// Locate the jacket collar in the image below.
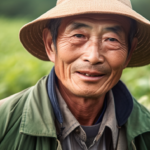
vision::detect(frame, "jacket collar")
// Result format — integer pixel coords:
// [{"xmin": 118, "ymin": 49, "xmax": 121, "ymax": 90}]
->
[
  {"xmin": 19, "ymin": 76, "xmax": 57, "ymax": 138},
  {"xmin": 47, "ymin": 67, "xmax": 134, "ymax": 127},
  {"xmin": 112, "ymin": 81, "xmax": 133, "ymax": 127},
  {"xmin": 47, "ymin": 67, "xmax": 107, "ymax": 125},
  {"xmin": 19, "ymin": 70, "xmax": 150, "ymax": 141}
]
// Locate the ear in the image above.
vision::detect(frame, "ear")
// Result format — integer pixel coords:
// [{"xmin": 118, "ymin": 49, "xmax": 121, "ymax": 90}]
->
[
  {"xmin": 123, "ymin": 37, "xmax": 138, "ymax": 68},
  {"xmin": 42, "ymin": 28, "xmax": 56, "ymax": 63}
]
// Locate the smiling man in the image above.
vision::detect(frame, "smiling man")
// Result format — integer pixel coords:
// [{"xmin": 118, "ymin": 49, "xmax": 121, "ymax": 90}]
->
[{"xmin": 0, "ymin": 0, "xmax": 150, "ymax": 150}]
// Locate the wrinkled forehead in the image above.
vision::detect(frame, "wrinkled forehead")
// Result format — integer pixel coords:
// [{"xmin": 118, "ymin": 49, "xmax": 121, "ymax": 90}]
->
[{"xmin": 60, "ymin": 14, "xmax": 131, "ymax": 33}]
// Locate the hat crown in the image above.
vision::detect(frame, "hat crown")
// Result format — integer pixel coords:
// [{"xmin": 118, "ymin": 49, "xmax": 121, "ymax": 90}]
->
[{"xmin": 57, "ymin": 0, "xmax": 132, "ymax": 8}]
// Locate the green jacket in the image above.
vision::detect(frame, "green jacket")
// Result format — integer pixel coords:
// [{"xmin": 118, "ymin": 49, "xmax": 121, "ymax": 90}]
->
[{"xmin": 0, "ymin": 76, "xmax": 150, "ymax": 150}]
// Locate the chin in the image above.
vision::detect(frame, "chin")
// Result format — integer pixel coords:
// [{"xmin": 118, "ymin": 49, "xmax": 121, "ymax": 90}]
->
[{"xmin": 72, "ymin": 89, "xmax": 104, "ymax": 99}]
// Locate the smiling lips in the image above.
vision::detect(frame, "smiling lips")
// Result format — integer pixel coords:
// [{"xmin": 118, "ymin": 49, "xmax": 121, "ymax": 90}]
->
[{"xmin": 76, "ymin": 71, "xmax": 105, "ymax": 77}]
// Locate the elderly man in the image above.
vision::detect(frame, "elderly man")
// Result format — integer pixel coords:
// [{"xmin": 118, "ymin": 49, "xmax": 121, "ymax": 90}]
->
[{"xmin": 0, "ymin": 0, "xmax": 150, "ymax": 150}]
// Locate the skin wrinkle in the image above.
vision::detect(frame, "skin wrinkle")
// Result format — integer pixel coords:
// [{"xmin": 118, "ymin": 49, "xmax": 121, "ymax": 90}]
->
[
  {"xmin": 47, "ymin": 15, "xmax": 137, "ymax": 52},
  {"xmin": 58, "ymin": 79, "xmax": 105, "ymax": 125},
  {"xmin": 97, "ymin": 72, "xmax": 117, "ymax": 96},
  {"xmin": 43, "ymin": 14, "xmax": 138, "ymax": 126},
  {"xmin": 70, "ymin": 22, "xmax": 92, "ymax": 30},
  {"xmin": 104, "ymin": 26, "xmax": 123, "ymax": 34},
  {"xmin": 71, "ymin": 63, "xmax": 111, "ymax": 96}
]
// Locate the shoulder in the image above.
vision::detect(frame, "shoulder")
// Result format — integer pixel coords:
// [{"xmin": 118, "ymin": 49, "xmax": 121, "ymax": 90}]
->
[
  {"xmin": 0, "ymin": 87, "xmax": 33, "ymax": 142},
  {"xmin": 0, "ymin": 87, "xmax": 33, "ymax": 115},
  {"xmin": 125, "ymin": 97, "xmax": 150, "ymax": 148},
  {"xmin": 0, "ymin": 76, "xmax": 48, "ymax": 133},
  {"xmin": 0, "ymin": 75, "xmax": 48, "ymax": 109},
  {"xmin": 0, "ymin": 74, "xmax": 56, "ymax": 136},
  {"xmin": 129, "ymin": 98, "xmax": 150, "ymax": 150},
  {"xmin": 131, "ymin": 97, "xmax": 150, "ymax": 120},
  {"xmin": 127, "ymin": 97, "xmax": 150, "ymax": 129},
  {"xmin": 0, "ymin": 87, "xmax": 33, "ymax": 114},
  {"xmin": 131, "ymin": 97, "xmax": 150, "ymax": 131}
]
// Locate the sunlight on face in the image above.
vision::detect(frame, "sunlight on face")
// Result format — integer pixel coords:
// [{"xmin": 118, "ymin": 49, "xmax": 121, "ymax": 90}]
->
[{"xmin": 53, "ymin": 14, "xmax": 131, "ymax": 98}]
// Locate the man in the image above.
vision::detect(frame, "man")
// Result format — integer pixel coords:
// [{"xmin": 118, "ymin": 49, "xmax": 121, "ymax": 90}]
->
[{"xmin": 0, "ymin": 0, "xmax": 150, "ymax": 149}]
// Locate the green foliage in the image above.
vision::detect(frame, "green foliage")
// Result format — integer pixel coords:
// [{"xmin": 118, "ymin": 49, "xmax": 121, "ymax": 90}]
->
[
  {"xmin": 0, "ymin": 17, "xmax": 54, "ymax": 99},
  {"xmin": 122, "ymin": 67, "xmax": 150, "ymax": 110},
  {"xmin": 0, "ymin": 0, "xmax": 150, "ymax": 20},
  {"xmin": 0, "ymin": 17, "xmax": 150, "ymax": 110},
  {"xmin": 0, "ymin": 0, "xmax": 57, "ymax": 19},
  {"xmin": 0, "ymin": 0, "xmax": 150, "ymax": 110}
]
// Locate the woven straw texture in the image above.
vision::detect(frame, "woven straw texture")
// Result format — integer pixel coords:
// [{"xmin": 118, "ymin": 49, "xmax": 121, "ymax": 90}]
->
[{"xmin": 20, "ymin": 0, "xmax": 150, "ymax": 67}]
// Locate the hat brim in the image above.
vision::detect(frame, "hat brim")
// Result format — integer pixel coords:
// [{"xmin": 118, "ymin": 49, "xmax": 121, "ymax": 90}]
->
[{"xmin": 20, "ymin": 0, "xmax": 150, "ymax": 67}]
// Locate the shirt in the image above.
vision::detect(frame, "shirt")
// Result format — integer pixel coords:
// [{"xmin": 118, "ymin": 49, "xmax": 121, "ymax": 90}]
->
[
  {"xmin": 55, "ymin": 86, "xmax": 128, "ymax": 150},
  {"xmin": 46, "ymin": 67, "xmax": 135, "ymax": 150}
]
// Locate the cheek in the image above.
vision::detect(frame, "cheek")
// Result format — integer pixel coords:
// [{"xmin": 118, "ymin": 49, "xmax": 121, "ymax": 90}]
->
[
  {"xmin": 54, "ymin": 58, "xmax": 72, "ymax": 88},
  {"xmin": 57, "ymin": 40, "xmax": 85, "ymax": 64},
  {"xmin": 110, "ymin": 53, "xmax": 127, "ymax": 70},
  {"xmin": 54, "ymin": 44, "xmax": 83, "ymax": 82},
  {"xmin": 103, "ymin": 47, "xmax": 128, "ymax": 71},
  {"xmin": 102, "ymin": 47, "xmax": 128, "ymax": 88}
]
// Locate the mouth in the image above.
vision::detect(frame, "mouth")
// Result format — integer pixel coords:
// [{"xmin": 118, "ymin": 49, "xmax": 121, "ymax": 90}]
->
[
  {"xmin": 77, "ymin": 72, "xmax": 104, "ymax": 77},
  {"xmin": 76, "ymin": 71, "xmax": 105, "ymax": 81}
]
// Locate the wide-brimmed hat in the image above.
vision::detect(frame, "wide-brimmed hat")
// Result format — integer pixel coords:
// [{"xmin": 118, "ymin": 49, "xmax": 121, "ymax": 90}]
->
[{"xmin": 20, "ymin": 0, "xmax": 150, "ymax": 67}]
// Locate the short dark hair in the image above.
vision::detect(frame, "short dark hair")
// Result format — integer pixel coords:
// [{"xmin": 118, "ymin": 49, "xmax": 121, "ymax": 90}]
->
[
  {"xmin": 47, "ymin": 18, "xmax": 62, "ymax": 51},
  {"xmin": 47, "ymin": 18, "xmax": 137, "ymax": 53},
  {"xmin": 128, "ymin": 19, "xmax": 137, "ymax": 54}
]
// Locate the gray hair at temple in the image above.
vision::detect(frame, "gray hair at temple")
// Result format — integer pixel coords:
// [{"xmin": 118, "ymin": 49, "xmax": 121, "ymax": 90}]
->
[{"xmin": 47, "ymin": 17, "xmax": 137, "ymax": 53}]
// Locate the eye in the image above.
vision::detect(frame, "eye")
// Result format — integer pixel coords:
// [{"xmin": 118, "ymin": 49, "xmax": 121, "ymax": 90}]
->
[
  {"xmin": 106, "ymin": 38, "xmax": 118, "ymax": 42},
  {"xmin": 74, "ymin": 34, "xmax": 85, "ymax": 38}
]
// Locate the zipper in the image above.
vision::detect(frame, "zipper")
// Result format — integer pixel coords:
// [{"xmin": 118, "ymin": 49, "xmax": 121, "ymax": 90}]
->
[{"xmin": 131, "ymin": 140, "xmax": 137, "ymax": 150}]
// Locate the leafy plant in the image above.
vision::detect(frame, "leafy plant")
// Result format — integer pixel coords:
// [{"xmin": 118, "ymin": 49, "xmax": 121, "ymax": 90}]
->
[
  {"xmin": 0, "ymin": 0, "xmax": 150, "ymax": 110},
  {"xmin": 0, "ymin": 17, "xmax": 54, "ymax": 99}
]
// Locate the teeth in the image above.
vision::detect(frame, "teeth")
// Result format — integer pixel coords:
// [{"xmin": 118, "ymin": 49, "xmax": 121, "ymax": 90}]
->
[
  {"xmin": 85, "ymin": 74, "xmax": 90, "ymax": 76},
  {"xmin": 85, "ymin": 74, "xmax": 100, "ymax": 77},
  {"xmin": 78, "ymin": 72, "xmax": 101, "ymax": 77},
  {"xmin": 84, "ymin": 73, "xmax": 95, "ymax": 77}
]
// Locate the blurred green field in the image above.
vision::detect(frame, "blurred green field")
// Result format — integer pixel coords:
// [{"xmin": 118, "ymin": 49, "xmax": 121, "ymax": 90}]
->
[
  {"xmin": 0, "ymin": 17, "xmax": 150, "ymax": 110},
  {"xmin": 0, "ymin": 17, "xmax": 53, "ymax": 98}
]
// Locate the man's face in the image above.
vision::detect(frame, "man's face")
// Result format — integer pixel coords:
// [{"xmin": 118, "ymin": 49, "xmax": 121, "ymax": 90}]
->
[{"xmin": 47, "ymin": 14, "xmax": 133, "ymax": 98}]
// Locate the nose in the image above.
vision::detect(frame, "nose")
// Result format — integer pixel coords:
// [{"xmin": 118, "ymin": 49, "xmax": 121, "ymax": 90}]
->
[{"xmin": 83, "ymin": 42, "xmax": 105, "ymax": 65}]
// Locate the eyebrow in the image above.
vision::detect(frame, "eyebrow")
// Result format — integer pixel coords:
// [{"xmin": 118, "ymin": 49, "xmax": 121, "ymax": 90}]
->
[
  {"xmin": 103, "ymin": 26, "xmax": 123, "ymax": 35},
  {"xmin": 69, "ymin": 22, "xmax": 92, "ymax": 30}
]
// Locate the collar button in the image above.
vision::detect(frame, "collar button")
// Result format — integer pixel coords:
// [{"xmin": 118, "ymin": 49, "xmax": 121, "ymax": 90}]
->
[{"xmin": 75, "ymin": 128, "xmax": 80, "ymax": 134}]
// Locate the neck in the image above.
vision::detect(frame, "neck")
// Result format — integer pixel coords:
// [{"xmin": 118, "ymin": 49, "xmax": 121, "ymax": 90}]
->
[{"xmin": 58, "ymin": 81, "xmax": 106, "ymax": 126}]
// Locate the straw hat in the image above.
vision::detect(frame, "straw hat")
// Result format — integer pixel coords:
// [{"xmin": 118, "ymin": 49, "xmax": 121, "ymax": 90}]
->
[{"xmin": 20, "ymin": 0, "xmax": 150, "ymax": 67}]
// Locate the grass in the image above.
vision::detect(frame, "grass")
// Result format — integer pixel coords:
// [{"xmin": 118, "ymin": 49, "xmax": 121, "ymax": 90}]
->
[{"xmin": 0, "ymin": 17, "xmax": 150, "ymax": 109}]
